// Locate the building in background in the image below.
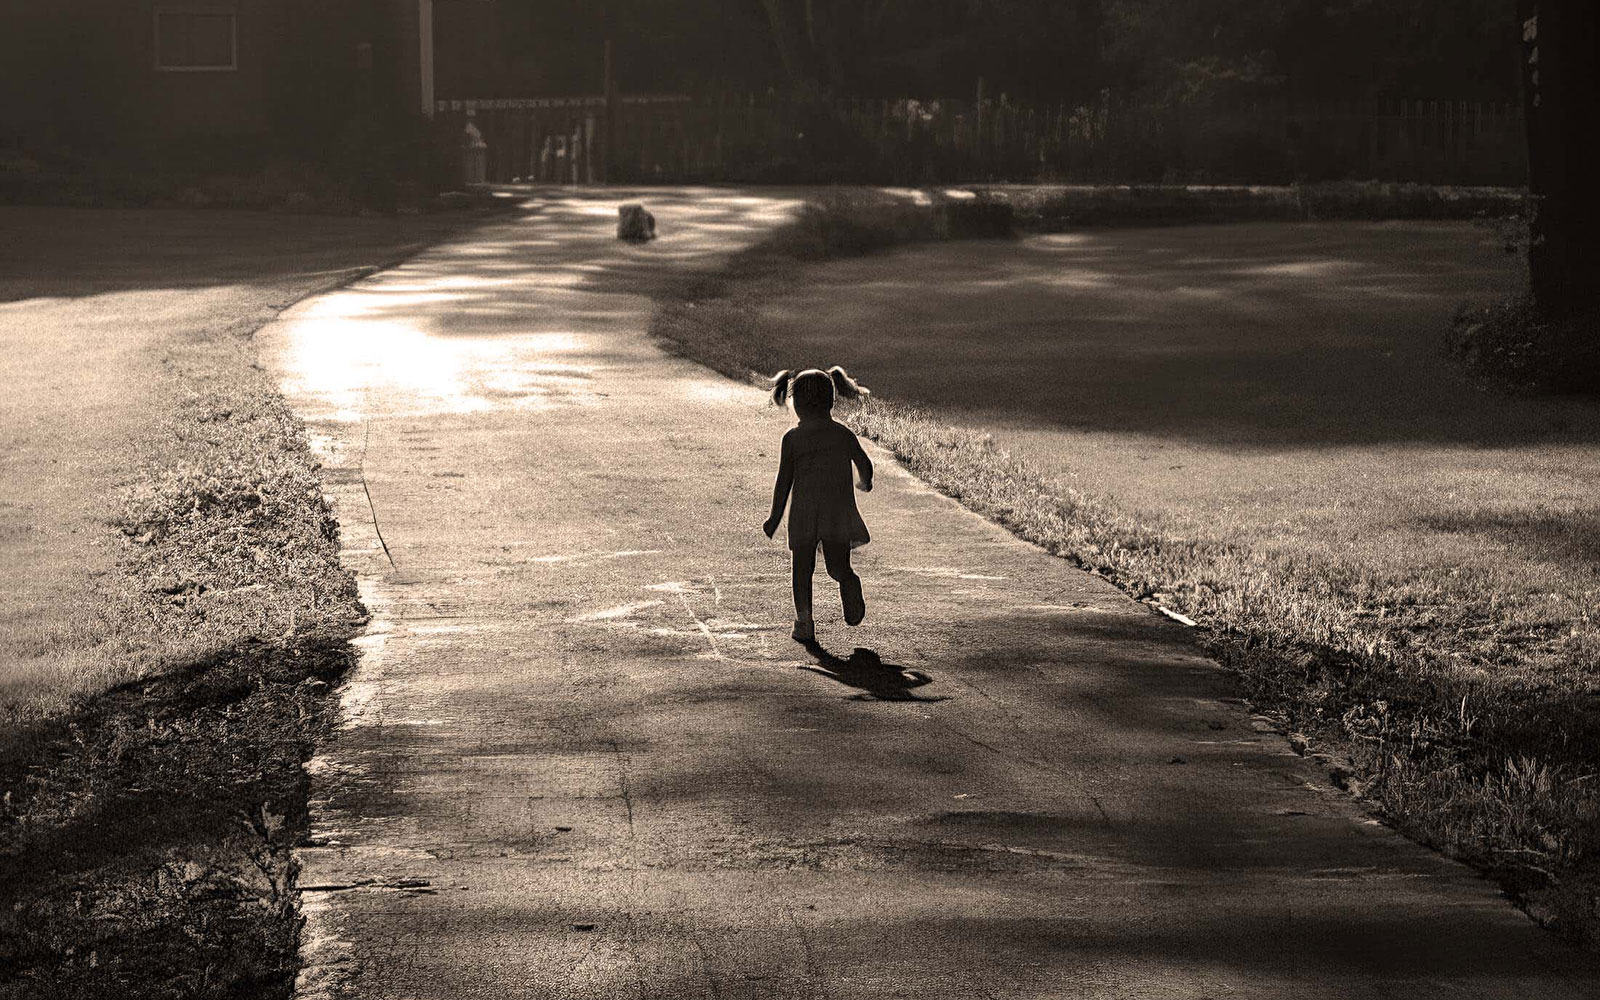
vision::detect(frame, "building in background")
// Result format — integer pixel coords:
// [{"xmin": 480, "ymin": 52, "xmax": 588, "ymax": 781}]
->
[{"xmin": 0, "ymin": 0, "xmax": 440, "ymax": 170}]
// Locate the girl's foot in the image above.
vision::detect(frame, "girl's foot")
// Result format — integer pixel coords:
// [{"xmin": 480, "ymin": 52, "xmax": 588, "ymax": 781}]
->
[
  {"xmin": 792, "ymin": 618, "xmax": 815, "ymax": 642},
  {"xmin": 842, "ymin": 578, "xmax": 866, "ymax": 626}
]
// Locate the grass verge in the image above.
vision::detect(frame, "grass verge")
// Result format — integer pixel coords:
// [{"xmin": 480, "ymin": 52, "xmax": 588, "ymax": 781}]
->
[
  {"xmin": 0, "ymin": 328, "xmax": 365, "ymax": 998},
  {"xmin": 649, "ymin": 190, "xmax": 1600, "ymax": 947},
  {"xmin": 0, "ymin": 207, "xmax": 498, "ymax": 994},
  {"xmin": 982, "ymin": 180, "xmax": 1526, "ymax": 229},
  {"xmin": 1448, "ymin": 293, "xmax": 1600, "ymax": 394}
]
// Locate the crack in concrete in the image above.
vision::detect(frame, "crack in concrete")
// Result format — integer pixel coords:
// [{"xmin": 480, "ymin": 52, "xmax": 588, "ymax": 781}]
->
[
  {"xmin": 786, "ymin": 907, "xmax": 830, "ymax": 1000},
  {"xmin": 609, "ymin": 739, "xmax": 637, "ymax": 836},
  {"xmin": 928, "ymin": 716, "xmax": 1057, "ymax": 773},
  {"xmin": 689, "ymin": 927, "xmax": 727, "ymax": 1000},
  {"xmin": 358, "ymin": 418, "xmax": 398, "ymax": 571}
]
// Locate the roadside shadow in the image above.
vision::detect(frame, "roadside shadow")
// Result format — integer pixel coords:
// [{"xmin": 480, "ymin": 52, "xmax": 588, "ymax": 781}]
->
[
  {"xmin": 798, "ymin": 642, "xmax": 947, "ymax": 702},
  {"xmin": 745, "ymin": 223, "xmax": 1600, "ymax": 449},
  {"xmin": 1413, "ymin": 508, "xmax": 1600, "ymax": 574}
]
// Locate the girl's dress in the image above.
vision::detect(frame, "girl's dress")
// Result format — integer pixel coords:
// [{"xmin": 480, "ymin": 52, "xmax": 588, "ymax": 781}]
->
[{"xmin": 786, "ymin": 420, "xmax": 870, "ymax": 552}]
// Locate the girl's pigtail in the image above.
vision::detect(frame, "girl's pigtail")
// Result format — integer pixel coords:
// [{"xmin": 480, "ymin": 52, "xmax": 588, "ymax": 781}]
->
[
  {"xmin": 827, "ymin": 366, "xmax": 870, "ymax": 401},
  {"xmin": 769, "ymin": 369, "xmax": 794, "ymax": 406}
]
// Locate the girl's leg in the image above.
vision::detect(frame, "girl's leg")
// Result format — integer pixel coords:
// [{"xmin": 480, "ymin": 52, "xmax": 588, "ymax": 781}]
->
[
  {"xmin": 791, "ymin": 544, "xmax": 817, "ymax": 639},
  {"xmin": 821, "ymin": 542, "xmax": 865, "ymax": 626}
]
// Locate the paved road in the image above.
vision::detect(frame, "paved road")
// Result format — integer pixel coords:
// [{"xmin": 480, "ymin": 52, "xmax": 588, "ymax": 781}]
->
[{"xmin": 260, "ymin": 190, "xmax": 1600, "ymax": 999}]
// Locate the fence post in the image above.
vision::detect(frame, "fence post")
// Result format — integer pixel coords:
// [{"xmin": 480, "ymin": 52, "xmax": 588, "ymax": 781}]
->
[
  {"xmin": 996, "ymin": 94, "xmax": 1007, "ymax": 165},
  {"xmin": 584, "ymin": 115, "xmax": 597, "ymax": 184},
  {"xmin": 974, "ymin": 77, "xmax": 985, "ymax": 157},
  {"xmin": 494, "ymin": 110, "xmax": 507, "ymax": 181},
  {"xmin": 715, "ymin": 92, "xmax": 725, "ymax": 175},
  {"xmin": 602, "ymin": 40, "xmax": 616, "ymax": 183},
  {"xmin": 537, "ymin": 114, "xmax": 550, "ymax": 182},
  {"xmin": 639, "ymin": 111, "xmax": 649, "ymax": 176}
]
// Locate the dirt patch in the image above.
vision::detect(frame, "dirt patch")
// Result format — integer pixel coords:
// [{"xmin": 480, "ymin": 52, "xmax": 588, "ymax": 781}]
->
[{"xmin": 0, "ymin": 638, "xmax": 353, "ymax": 1000}]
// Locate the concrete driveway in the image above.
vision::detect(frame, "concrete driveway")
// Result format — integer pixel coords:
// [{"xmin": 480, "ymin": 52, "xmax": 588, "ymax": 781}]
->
[{"xmin": 258, "ymin": 189, "xmax": 1600, "ymax": 999}]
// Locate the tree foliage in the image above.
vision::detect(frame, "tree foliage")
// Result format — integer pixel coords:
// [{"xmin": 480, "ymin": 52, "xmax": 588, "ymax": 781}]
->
[
  {"xmin": 478, "ymin": 1, "xmax": 1521, "ymax": 106},
  {"xmin": 1101, "ymin": 0, "xmax": 1519, "ymax": 105},
  {"xmin": 745, "ymin": 0, "xmax": 1520, "ymax": 103}
]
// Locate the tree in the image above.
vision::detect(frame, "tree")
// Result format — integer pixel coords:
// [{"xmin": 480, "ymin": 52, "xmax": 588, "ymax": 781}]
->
[
  {"xmin": 757, "ymin": 0, "xmax": 907, "ymax": 92},
  {"xmin": 1099, "ymin": 0, "xmax": 1520, "ymax": 106},
  {"xmin": 1100, "ymin": 0, "xmax": 1291, "ymax": 104},
  {"xmin": 1276, "ymin": 0, "xmax": 1518, "ymax": 101},
  {"xmin": 752, "ymin": 0, "xmax": 1105, "ymax": 100},
  {"xmin": 1518, "ymin": 1, "xmax": 1600, "ymax": 327}
]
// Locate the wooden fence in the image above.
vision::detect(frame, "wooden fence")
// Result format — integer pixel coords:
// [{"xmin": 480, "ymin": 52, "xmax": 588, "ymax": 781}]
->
[{"xmin": 435, "ymin": 93, "xmax": 1526, "ymax": 187}]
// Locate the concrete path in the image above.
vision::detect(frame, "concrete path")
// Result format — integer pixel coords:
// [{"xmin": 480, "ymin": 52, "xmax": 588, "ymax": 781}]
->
[{"xmin": 260, "ymin": 190, "xmax": 1600, "ymax": 999}]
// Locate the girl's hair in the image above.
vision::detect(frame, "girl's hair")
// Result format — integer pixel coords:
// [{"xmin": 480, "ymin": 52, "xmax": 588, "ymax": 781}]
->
[{"xmin": 769, "ymin": 366, "xmax": 870, "ymax": 409}]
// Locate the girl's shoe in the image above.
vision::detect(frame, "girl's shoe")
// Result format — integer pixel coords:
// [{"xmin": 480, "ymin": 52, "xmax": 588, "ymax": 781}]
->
[
  {"xmin": 792, "ymin": 619, "xmax": 815, "ymax": 642},
  {"xmin": 842, "ymin": 578, "xmax": 866, "ymax": 626}
]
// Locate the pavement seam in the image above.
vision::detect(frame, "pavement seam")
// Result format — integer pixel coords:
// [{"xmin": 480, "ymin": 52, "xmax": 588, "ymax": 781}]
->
[{"xmin": 358, "ymin": 419, "xmax": 398, "ymax": 571}]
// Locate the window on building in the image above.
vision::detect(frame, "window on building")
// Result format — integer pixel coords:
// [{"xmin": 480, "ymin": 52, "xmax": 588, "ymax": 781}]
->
[{"xmin": 154, "ymin": 9, "xmax": 237, "ymax": 71}]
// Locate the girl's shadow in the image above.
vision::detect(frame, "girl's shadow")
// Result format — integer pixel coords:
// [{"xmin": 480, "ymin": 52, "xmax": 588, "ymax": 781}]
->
[{"xmin": 798, "ymin": 642, "xmax": 946, "ymax": 702}]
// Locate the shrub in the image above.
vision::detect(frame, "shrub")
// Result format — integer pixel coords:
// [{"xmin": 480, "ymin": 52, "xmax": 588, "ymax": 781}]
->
[
  {"xmin": 1448, "ymin": 295, "xmax": 1600, "ymax": 393},
  {"xmin": 778, "ymin": 192, "xmax": 941, "ymax": 258},
  {"xmin": 727, "ymin": 189, "xmax": 1015, "ymax": 267},
  {"xmin": 1296, "ymin": 181, "xmax": 1527, "ymax": 221},
  {"xmin": 937, "ymin": 196, "xmax": 1016, "ymax": 238}
]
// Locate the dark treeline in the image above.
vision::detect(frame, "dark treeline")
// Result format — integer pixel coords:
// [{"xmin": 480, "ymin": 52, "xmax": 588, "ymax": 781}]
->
[{"xmin": 443, "ymin": 0, "xmax": 1522, "ymax": 104}]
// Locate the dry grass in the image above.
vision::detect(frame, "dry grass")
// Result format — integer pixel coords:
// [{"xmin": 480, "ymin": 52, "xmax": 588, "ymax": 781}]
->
[
  {"xmin": 112, "ymin": 332, "xmax": 366, "ymax": 675},
  {"xmin": 649, "ymin": 191, "xmax": 1600, "ymax": 945},
  {"xmin": 0, "ymin": 205, "xmax": 487, "ymax": 716},
  {"xmin": 0, "ymin": 332, "xmax": 364, "ymax": 720},
  {"xmin": 0, "ymin": 332, "xmax": 363, "ymax": 997}
]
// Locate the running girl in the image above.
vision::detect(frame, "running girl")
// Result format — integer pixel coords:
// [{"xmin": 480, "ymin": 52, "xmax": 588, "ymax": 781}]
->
[{"xmin": 762, "ymin": 367, "xmax": 874, "ymax": 643}]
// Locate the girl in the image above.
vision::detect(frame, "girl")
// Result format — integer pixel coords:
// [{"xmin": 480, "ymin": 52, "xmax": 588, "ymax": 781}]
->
[{"xmin": 762, "ymin": 366, "xmax": 874, "ymax": 643}]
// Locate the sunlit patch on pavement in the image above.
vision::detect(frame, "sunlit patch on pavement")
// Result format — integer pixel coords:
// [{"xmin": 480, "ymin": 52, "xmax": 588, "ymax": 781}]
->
[
  {"xmin": 891, "ymin": 565, "xmax": 1008, "ymax": 580},
  {"xmin": 571, "ymin": 599, "xmax": 665, "ymax": 621},
  {"xmin": 529, "ymin": 549, "xmax": 662, "ymax": 566},
  {"xmin": 1239, "ymin": 259, "xmax": 1361, "ymax": 278}
]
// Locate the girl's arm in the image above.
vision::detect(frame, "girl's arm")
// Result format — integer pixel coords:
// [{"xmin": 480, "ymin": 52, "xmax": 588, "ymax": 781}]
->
[
  {"xmin": 849, "ymin": 433, "xmax": 873, "ymax": 491},
  {"xmin": 763, "ymin": 433, "xmax": 795, "ymax": 537}
]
